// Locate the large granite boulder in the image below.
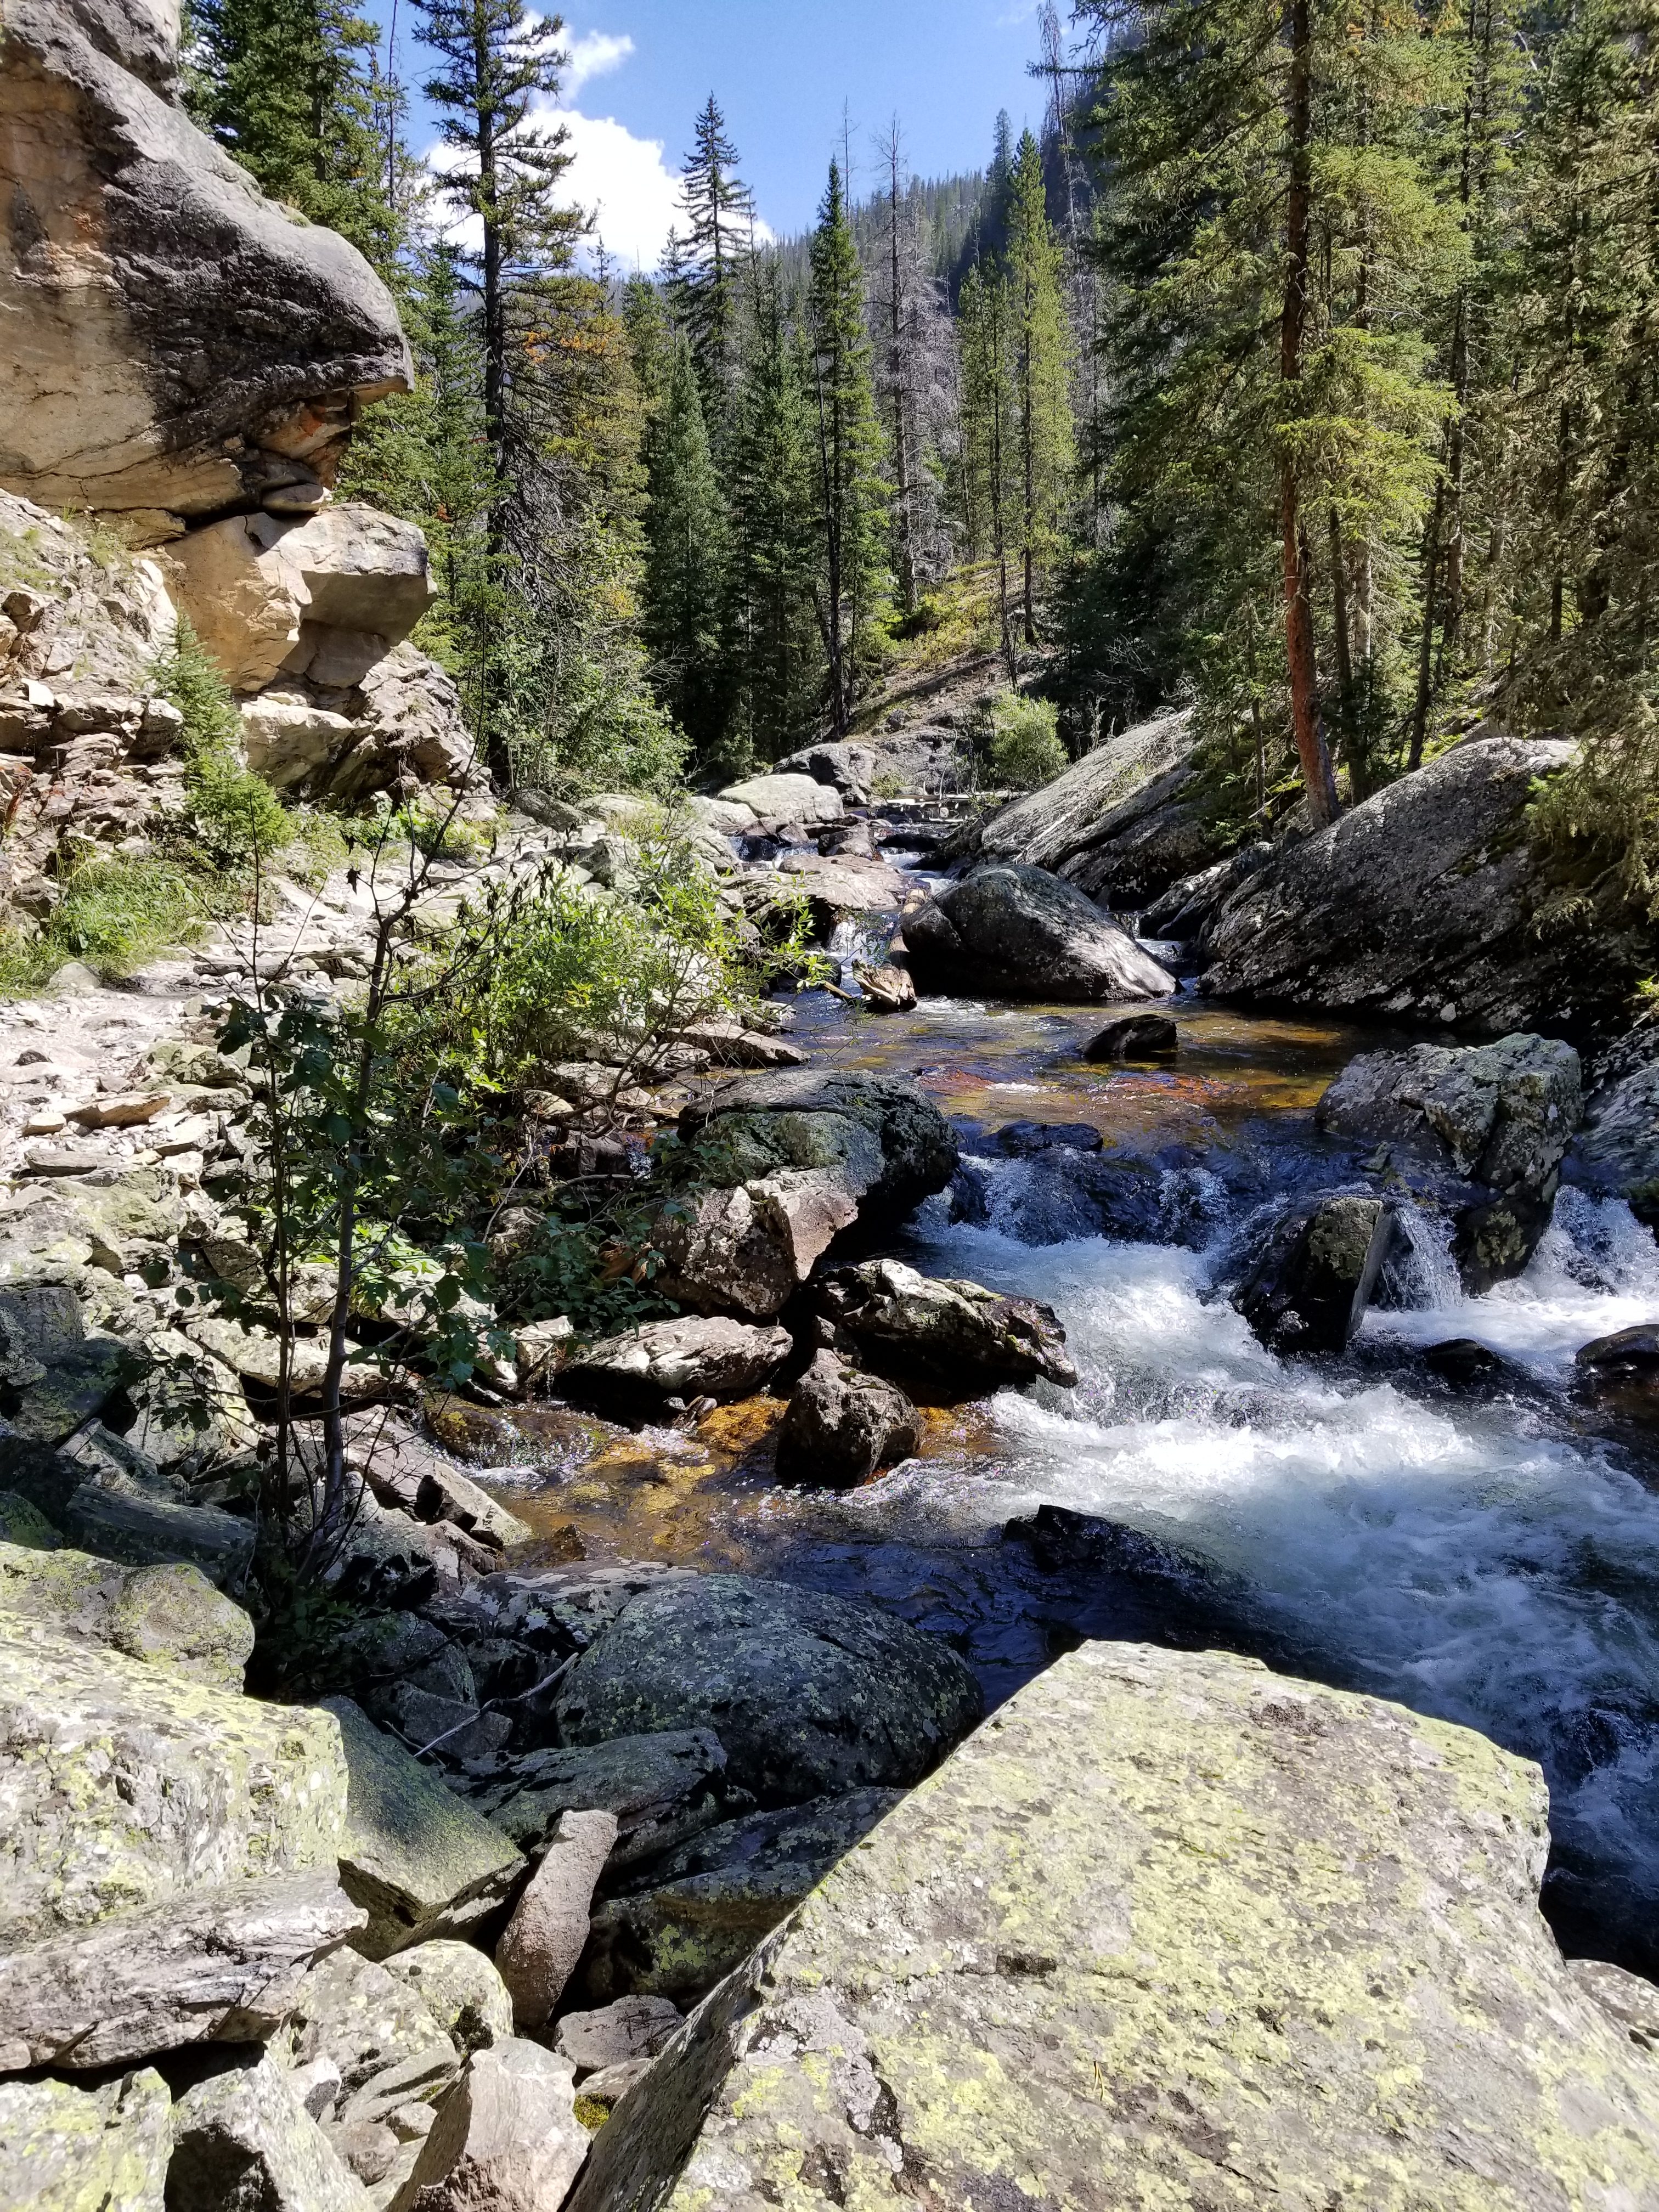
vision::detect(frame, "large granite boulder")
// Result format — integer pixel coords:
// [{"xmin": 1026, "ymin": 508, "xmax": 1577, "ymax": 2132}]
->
[
  {"xmin": 553, "ymin": 1575, "xmax": 982, "ymax": 1807},
  {"xmin": 810, "ymin": 1257, "xmax": 1077, "ymax": 1393},
  {"xmin": 568, "ymin": 1642, "xmax": 1659, "ymax": 2212},
  {"xmin": 1575, "ymin": 1023, "xmax": 1659, "ymax": 1227},
  {"xmin": 0, "ymin": 0, "xmax": 410, "ymax": 524},
  {"xmin": 773, "ymin": 741, "xmax": 877, "ymax": 800},
  {"xmin": 1203, "ymin": 735, "xmax": 1654, "ymax": 1033},
  {"xmin": 718, "ymin": 772, "xmax": 843, "ymax": 827},
  {"xmin": 656, "ymin": 1071, "xmax": 957, "ymax": 1321},
  {"xmin": 0, "ymin": 2067, "xmax": 172, "ymax": 2211},
  {"xmin": 905, "ymin": 862, "xmax": 1176, "ymax": 1001}
]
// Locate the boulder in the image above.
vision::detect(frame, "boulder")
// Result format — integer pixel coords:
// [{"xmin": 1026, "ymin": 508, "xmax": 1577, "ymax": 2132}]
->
[
  {"xmin": 905, "ymin": 862, "xmax": 1176, "ymax": 1002},
  {"xmin": 1203, "ymin": 735, "xmax": 1654, "ymax": 1032},
  {"xmin": 281, "ymin": 1942, "xmax": 458, "ymax": 2097},
  {"xmin": 553, "ymin": 1575, "xmax": 982, "ymax": 1807},
  {"xmin": 479, "ymin": 1730, "xmax": 732, "ymax": 1871},
  {"xmin": 0, "ymin": 2068, "xmax": 171, "ymax": 2212},
  {"xmin": 567, "ymin": 1642, "xmax": 1659, "ymax": 2212},
  {"xmin": 0, "ymin": 1625, "xmax": 347, "ymax": 1946},
  {"xmin": 393, "ymin": 2038, "xmax": 588, "ymax": 2212},
  {"xmin": 494, "ymin": 1809, "xmax": 619, "ymax": 2034},
  {"xmin": 993, "ymin": 1119, "xmax": 1104, "ymax": 1155},
  {"xmin": 0, "ymin": 1870, "xmax": 365, "ymax": 2073},
  {"xmin": 0, "ymin": 2, "xmax": 410, "ymax": 520},
  {"xmin": 656, "ymin": 1071, "xmax": 957, "ymax": 1321},
  {"xmin": 62, "ymin": 1484, "xmax": 257, "ymax": 1587},
  {"xmin": 0, "ymin": 1541, "xmax": 252, "ymax": 1689},
  {"xmin": 168, "ymin": 2051, "xmax": 374, "ymax": 2212},
  {"xmin": 1232, "ymin": 1195, "xmax": 1398, "ymax": 1354},
  {"xmin": 347, "ymin": 1415, "xmax": 529, "ymax": 1554},
  {"xmin": 1576, "ymin": 1324, "xmax": 1659, "ymax": 1428},
  {"xmin": 320, "ymin": 1697, "xmax": 525, "ymax": 1960},
  {"xmin": 1084, "ymin": 1012, "xmax": 1180, "ymax": 1062},
  {"xmin": 853, "ymin": 960, "xmax": 916, "ymax": 1013},
  {"xmin": 555, "ymin": 1996, "xmax": 682, "ymax": 2076},
  {"xmin": 774, "ymin": 850, "xmax": 909, "ymax": 935},
  {"xmin": 1317, "ymin": 1033, "xmax": 1583, "ymax": 1291},
  {"xmin": 718, "ymin": 772, "xmax": 844, "ymax": 827},
  {"xmin": 1575, "ymin": 1026, "xmax": 1659, "ymax": 1227},
  {"xmin": 582, "ymin": 1791, "xmax": 904, "ymax": 2007},
  {"xmin": 774, "ymin": 1351, "xmax": 919, "ymax": 1488},
  {"xmin": 383, "ymin": 1943, "xmax": 516, "ymax": 2059},
  {"xmin": 557, "ymin": 1317, "xmax": 792, "ymax": 1423},
  {"xmin": 774, "ymin": 741, "xmax": 877, "ymax": 799},
  {"xmin": 810, "ymin": 1257, "xmax": 1077, "ymax": 1393}
]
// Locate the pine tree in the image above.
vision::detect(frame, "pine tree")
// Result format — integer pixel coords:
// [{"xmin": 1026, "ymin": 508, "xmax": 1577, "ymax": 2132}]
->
[
  {"xmin": 808, "ymin": 161, "xmax": 889, "ymax": 733},
  {"xmin": 1007, "ymin": 128, "xmax": 1075, "ymax": 641},
  {"xmin": 188, "ymin": 0, "xmax": 398, "ymax": 269},
  {"xmin": 959, "ymin": 257, "xmax": 1019, "ymax": 673},
  {"xmin": 678, "ymin": 97, "xmax": 756, "ymax": 426},
  {"xmin": 641, "ymin": 340, "xmax": 731, "ymax": 759}
]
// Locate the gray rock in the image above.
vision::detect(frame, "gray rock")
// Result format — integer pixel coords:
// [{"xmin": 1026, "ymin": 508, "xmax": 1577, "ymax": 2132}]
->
[
  {"xmin": 63, "ymin": 1483, "xmax": 256, "ymax": 1587},
  {"xmin": 0, "ymin": 1539, "xmax": 252, "ymax": 1688},
  {"xmin": 583, "ymin": 1791, "xmax": 903, "ymax": 2007},
  {"xmin": 0, "ymin": 2, "xmax": 410, "ymax": 520},
  {"xmin": 557, "ymin": 1316, "xmax": 792, "ymax": 1423},
  {"xmin": 1084, "ymin": 1013, "xmax": 1180, "ymax": 1062},
  {"xmin": 0, "ymin": 1870, "xmax": 364, "ymax": 2073},
  {"xmin": 168, "ymin": 2050, "xmax": 374, "ymax": 2212},
  {"xmin": 481, "ymin": 1729, "xmax": 732, "ymax": 1871},
  {"xmin": 382, "ymin": 1943, "xmax": 515, "ymax": 2058},
  {"xmin": 321, "ymin": 1697, "xmax": 526, "ymax": 1960},
  {"xmin": 811, "ymin": 1256, "xmax": 1077, "ymax": 1392},
  {"xmin": 774, "ymin": 741, "xmax": 877, "ymax": 799},
  {"xmin": 0, "ymin": 1282, "xmax": 83, "ymax": 1387},
  {"xmin": 718, "ymin": 772, "xmax": 843, "ymax": 826},
  {"xmin": 905, "ymin": 861, "xmax": 1176, "ymax": 1001},
  {"xmin": 495, "ymin": 1809, "xmax": 619, "ymax": 2033},
  {"xmin": 573, "ymin": 2056, "xmax": 652, "ymax": 2117},
  {"xmin": 1576, "ymin": 1324, "xmax": 1659, "ymax": 1429},
  {"xmin": 1576, "ymin": 1026, "xmax": 1659, "ymax": 1227},
  {"xmin": 566, "ymin": 1643, "xmax": 1659, "ymax": 2212},
  {"xmin": 281, "ymin": 1943, "xmax": 459, "ymax": 2104},
  {"xmin": 1570, "ymin": 1958, "xmax": 1659, "ymax": 2049},
  {"xmin": 1203, "ymin": 735, "xmax": 1654, "ymax": 1033},
  {"xmin": 348, "ymin": 1415, "xmax": 529, "ymax": 1554},
  {"xmin": 393, "ymin": 2038, "xmax": 587, "ymax": 2210},
  {"xmin": 0, "ymin": 2067, "xmax": 171, "ymax": 2211},
  {"xmin": 1233, "ymin": 1195, "xmax": 1398, "ymax": 1354},
  {"xmin": 555, "ymin": 1996, "xmax": 682, "ymax": 2075},
  {"xmin": 774, "ymin": 1351, "xmax": 919, "ymax": 1487},
  {"xmin": 553, "ymin": 1575, "xmax": 982, "ymax": 1807},
  {"xmin": 657, "ymin": 1071, "xmax": 958, "ymax": 1321},
  {"xmin": 0, "ymin": 1489, "xmax": 60, "ymax": 1548}
]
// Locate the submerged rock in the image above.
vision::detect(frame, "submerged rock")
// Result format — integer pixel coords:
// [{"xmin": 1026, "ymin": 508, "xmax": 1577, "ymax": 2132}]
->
[
  {"xmin": 1233, "ymin": 1194, "xmax": 1397, "ymax": 1353},
  {"xmin": 774, "ymin": 1351, "xmax": 919, "ymax": 1488},
  {"xmin": 557, "ymin": 1316, "xmax": 792, "ymax": 1423},
  {"xmin": 567, "ymin": 1641, "xmax": 1659, "ymax": 2212},
  {"xmin": 1084, "ymin": 1012, "xmax": 1181, "ymax": 1062},
  {"xmin": 553, "ymin": 1573, "xmax": 982, "ymax": 1806},
  {"xmin": 811, "ymin": 1257, "xmax": 1077, "ymax": 1392},
  {"xmin": 905, "ymin": 861, "xmax": 1176, "ymax": 1001}
]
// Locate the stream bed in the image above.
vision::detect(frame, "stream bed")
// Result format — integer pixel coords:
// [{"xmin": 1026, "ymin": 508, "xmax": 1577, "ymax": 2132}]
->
[{"xmin": 489, "ymin": 984, "xmax": 1659, "ymax": 1974}]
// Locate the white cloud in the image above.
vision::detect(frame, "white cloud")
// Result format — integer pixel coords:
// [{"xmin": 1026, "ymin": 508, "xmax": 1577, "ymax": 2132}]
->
[
  {"xmin": 564, "ymin": 29, "xmax": 634, "ymax": 94},
  {"xmin": 548, "ymin": 104, "xmax": 686, "ymax": 272}
]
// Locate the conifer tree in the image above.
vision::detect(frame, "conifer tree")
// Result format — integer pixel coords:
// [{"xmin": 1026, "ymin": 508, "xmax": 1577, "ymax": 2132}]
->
[
  {"xmin": 808, "ymin": 161, "xmax": 889, "ymax": 733},
  {"xmin": 641, "ymin": 340, "xmax": 732, "ymax": 760},
  {"xmin": 959, "ymin": 257, "xmax": 1019, "ymax": 673},
  {"xmin": 1007, "ymin": 128, "xmax": 1075, "ymax": 641},
  {"xmin": 678, "ymin": 97, "xmax": 756, "ymax": 426}
]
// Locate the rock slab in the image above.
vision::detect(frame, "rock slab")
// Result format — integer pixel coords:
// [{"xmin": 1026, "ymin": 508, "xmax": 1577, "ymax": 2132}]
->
[
  {"xmin": 569, "ymin": 1641, "xmax": 1659, "ymax": 2212},
  {"xmin": 905, "ymin": 861, "xmax": 1176, "ymax": 1002}
]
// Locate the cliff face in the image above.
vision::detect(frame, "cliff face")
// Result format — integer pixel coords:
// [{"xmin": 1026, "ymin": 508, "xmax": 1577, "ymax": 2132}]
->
[{"xmin": 0, "ymin": 0, "xmax": 411, "ymax": 532}]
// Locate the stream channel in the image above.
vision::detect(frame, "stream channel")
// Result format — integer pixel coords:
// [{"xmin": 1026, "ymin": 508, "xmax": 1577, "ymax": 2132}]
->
[{"xmin": 487, "ymin": 893, "xmax": 1659, "ymax": 1977}]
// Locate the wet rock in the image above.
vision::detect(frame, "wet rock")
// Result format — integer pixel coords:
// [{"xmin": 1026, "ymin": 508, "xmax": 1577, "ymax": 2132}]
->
[
  {"xmin": 905, "ymin": 861, "xmax": 1176, "ymax": 1002},
  {"xmin": 1576, "ymin": 1324, "xmax": 1659, "ymax": 1427},
  {"xmin": 657, "ymin": 1071, "xmax": 957, "ymax": 1321},
  {"xmin": 1318, "ymin": 1033, "xmax": 1583, "ymax": 1291},
  {"xmin": 566, "ymin": 1642, "xmax": 1659, "ymax": 2212},
  {"xmin": 396, "ymin": 2037, "xmax": 587, "ymax": 2210},
  {"xmin": 557, "ymin": 1316, "xmax": 792, "ymax": 1423},
  {"xmin": 347, "ymin": 1415, "xmax": 529, "ymax": 1554},
  {"xmin": 320, "ymin": 1697, "xmax": 524, "ymax": 1960},
  {"xmin": 1203, "ymin": 735, "xmax": 1653, "ymax": 1033},
  {"xmin": 1233, "ymin": 1194, "xmax": 1397, "ymax": 1354},
  {"xmin": 774, "ymin": 1351, "xmax": 919, "ymax": 1488},
  {"xmin": 1575, "ymin": 1026, "xmax": 1659, "ymax": 1228},
  {"xmin": 480, "ymin": 1730, "xmax": 732, "ymax": 1870},
  {"xmin": 553, "ymin": 1574, "xmax": 982, "ymax": 1807},
  {"xmin": 0, "ymin": 1870, "xmax": 364, "ymax": 2073},
  {"xmin": 168, "ymin": 2050, "xmax": 373, "ymax": 2212},
  {"xmin": 1421, "ymin": 1338, "xmax": 1529, "ymax": 1391},
  {"xmin": 382, "ymin": 1944, "xmax": 515, "ymax": 2058},
  {"xmin": 811, "ymin": 1257, "xmax": 1077, "ymax": 1393},
  {"xmin": 718, "ymin": 772, "xmax": 844, "ymax": 827},
  {"xmin": 994, "ymin": 1119, "xmax": 1105, "ymax": 1155},
  {"xmin": 555, "ymin": 1996, "xmax": 683, "ymax": 2076},
  {"xmin": 853, "ymin": 961, "xmax": 916, "ymax": 1012},
  {"xmin": 495, "ymin": 1809, "xmax": 619, "ymax": 2033},
  {"xmin": 0, "ymin": 2068, "xmax": 171, "ymax": 2211},
  {"xmin": 583, "ymin": 1791, "xmax": 904, "ymax": 2007},
  {"xmin": 1084, "ymin": 1013, "xmax": 1181, "ymax": 1062}
]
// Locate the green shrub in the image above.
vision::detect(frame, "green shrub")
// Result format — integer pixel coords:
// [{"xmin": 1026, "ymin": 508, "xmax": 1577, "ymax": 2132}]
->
[
  {"xmin": 151, "ymin": 620, "xmax": 293, "ymax": 864},
  {"xmin": 0, "ymin": 860, "xmax": 209, "ymax": 990},
  {"xmin": 986, "ymin": 693, "xmax": 1068, "ymax": 791}
]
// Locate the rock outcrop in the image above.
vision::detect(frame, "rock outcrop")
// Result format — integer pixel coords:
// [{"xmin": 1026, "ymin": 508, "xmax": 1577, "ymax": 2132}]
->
[
  {"xmin": 905, "ymin": 861, "xmax": 1176, "ymax": 1001},
  {"xmin": 1575, "ymin": 1020, "xmax": 1659, "ymax": 1227},
  {"xmin": 1, "ymin": 0, "xmax": 410, "ymax": 524},
  {"xmin": 1203, "ymin": 735, "xmax": 1654, "ymax": 1034},
  {"xmin": 570, "ymin": 1641, "xmax": 1659, "ymax": 2212}
]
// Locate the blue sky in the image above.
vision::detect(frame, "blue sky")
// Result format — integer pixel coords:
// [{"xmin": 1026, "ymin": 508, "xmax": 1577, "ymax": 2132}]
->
[{"xmin": 382, "ymin": 2, "xmax": 1054, "ymax": 270}]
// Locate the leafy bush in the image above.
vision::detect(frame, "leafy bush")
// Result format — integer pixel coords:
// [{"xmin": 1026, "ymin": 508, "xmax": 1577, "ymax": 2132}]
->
[
  {"xmin": 986, "ymin": 693, "xmax": 1068, "ymax": 791},
  {"xmin": 151, "ymin": 620, "xmax": 294, "ymax": 863}
]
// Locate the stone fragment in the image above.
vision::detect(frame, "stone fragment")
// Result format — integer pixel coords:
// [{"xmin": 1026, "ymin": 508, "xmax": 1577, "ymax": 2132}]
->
[
  {"xmin": 0, "ymin": 2067, "xmax": 171, "ymax": 2211},
  {"xmin": 905, "ymin": 861, "xmax": 1175, "ymax": 1001},
  {"xmin": 1084, "ymin": 1012, "xmax": 1180, "ymax": 1061},
  {"xmin": 66, "ymin": 1090, "xmax": 171, "ymax": 1128},
  {"xmin": 383, "ymin": 1943, "xmax": 516, "ymax": 2056},
  {"xmin": 321, "ymin": 1697, "xmax": 524, "ymax": 1960},
  {"xmin": 811, "ymin": 1256, "xmax": 1077, "ymax": 1392},
  {"xmin": 566, "ymin": 1643, "xmax": 1659, "ymax": 2212},
  {"xmin": 555, "ymin": 1996, "xmax": 682, "ymax": 2076},
  {"xmin": 1233, "ymin": 1194, "xmax": 1398, "ymax": 1354},
  {"xmin": 774, "ymin": 1350, "xmax": 919, "ymax": 1487},
  {"xmin": 495, "ymin": 1809, "xmax": 619, "ymax": 2033},
  {"xmin": 483, "ymin": 1729, "xmax": 731, "ymax": 1870},
  {"xmin": 554, "ymin": 1575, "xmax": 982, "ymax": 1806},
  {"xmin": 395, "ymin": 2038, "xmax": 587, "ymax": 2210},
  {"xmin": 347, "ymin": 1414, "xmax": 529, "ymax": 1552},
  {"xmin": 0, "ymin": 1871, "xmax": 364, "ymax": 2073},
  {"xmin": 557, "ymin": 1316, "xmax": 792, "ymax": 1422},
  {"xmin": 168, "ymin": 2051, "xmax": 374, "ymax": 2212}
]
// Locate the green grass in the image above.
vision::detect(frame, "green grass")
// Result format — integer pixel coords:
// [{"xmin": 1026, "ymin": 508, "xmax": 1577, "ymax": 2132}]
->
[{"xmin": 0, "ymin": 860, "xmax": 213, "ymax": 994}]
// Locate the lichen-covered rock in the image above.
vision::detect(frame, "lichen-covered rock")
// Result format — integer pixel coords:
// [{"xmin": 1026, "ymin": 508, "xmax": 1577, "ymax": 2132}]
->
[
  {"xmin": 905, "ymin": 860, "xmax": 1176, "ymax": 1001},
  {"xmin": 320, "ymin": 1696, "xmax": 524, "ymax": 1960},
  {"xmin": 657, "ymin": 1072, "xmax": 957, "ymax": 1321},
  {"xmin": 1232, "ymin": 1194, "xmax": 1397, "ymax": 1354},
  {"xmin": 0, "ymin": 1626, "xmax": 346, "ymax": 1945},
  {"xmin": 479, "ymin": 1729, "xmax": 732, "ymax": 1871},
  {"xmin": 0, "ymin": 2067, "xmax": 171, "ymax": 2211},
  {"xmin": 557, "ymin": 1317, "xmax": 792, "ymax": 1423},
  {"xmin": 383, "ymin": 1942, "xmax": 515, "ymax": 2058},
  {"xmin": 555, "ymin": 1996, "xmax": 682, "ymax": 2076},
  {"xmin": 810, "ymin": 1257, "xmax": 1077, "ymax": 1393},
  {"xmin": 553, "ymin": 1575, "xmax": 982, "ymax": 1807},
  {"xmin": 1203, "ymin": 735, "xmax": 1654, "ymax": 1032},
  {"xmin": 168, "ymin": 2050, "xmax": 374, "ymax": 2212},
  {"xmin": 63, "ymin": 1485, "xmax": 257, "ymax": 1587},
  {"xmin": 0, "ymin": 1539, "xmax": 253, "ymax": 1687},
  {"xmin": 569, "ymin": 1642, "xmax": 1659, "ymax": 2212},
  {"xmin": 774, "ymin": 1351, "xmax": 919, "ymax": 1488}
]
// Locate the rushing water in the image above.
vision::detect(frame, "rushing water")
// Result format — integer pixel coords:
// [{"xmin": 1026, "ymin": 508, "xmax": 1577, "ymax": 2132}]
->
[{"xmin": 493, "ymin": 980, "xmax": 1659, "ymax": 1972}]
